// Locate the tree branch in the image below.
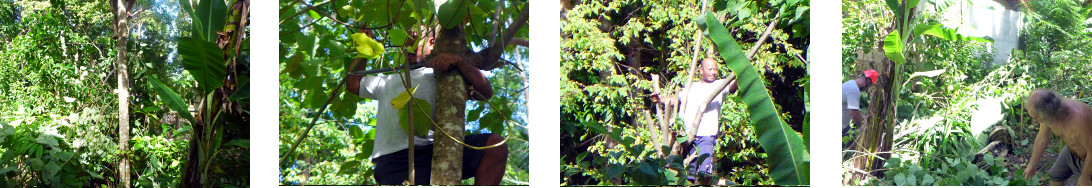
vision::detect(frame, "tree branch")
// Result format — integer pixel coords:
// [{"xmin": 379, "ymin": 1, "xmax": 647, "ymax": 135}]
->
[
  {"xmin": 509, "ymin": 38, "xmax": 529, "ymax": 47},
  {"xmin": 277, "ymin": 0, "xmax": 334, "ymax": 26},
  {"xmin": 475, "ymin": 8, "xmax": 529, "ymax": 71}
]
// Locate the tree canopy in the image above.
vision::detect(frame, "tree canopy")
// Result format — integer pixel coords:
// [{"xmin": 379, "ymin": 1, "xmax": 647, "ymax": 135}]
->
[{"xmin": 0, "ymin": 0, "xmax": 249, "ymax": 187}]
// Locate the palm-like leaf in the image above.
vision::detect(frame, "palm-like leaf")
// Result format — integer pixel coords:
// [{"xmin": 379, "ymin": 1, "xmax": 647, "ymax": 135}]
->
[
  {"xmin": 149, "ymin": 77, "xmax": 196, "ymax": 123},
  {"xmin": 192, "ymin": 0, "xmax": 227, "ymax": 42},
  {"xmin": 912, "ymin": 24, "xmax": 993, "ymax": 43},
  {"xmin": 178, "ymin": 38, "xmax": 225, "ymax": 94},
  {"xmin": 703, "ymin": 12, "xmax": 809, "ymax": 185}
]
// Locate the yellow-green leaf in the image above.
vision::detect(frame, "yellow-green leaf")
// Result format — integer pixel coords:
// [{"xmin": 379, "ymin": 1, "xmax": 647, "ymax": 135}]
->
[
  {"xmin": 389, "ymin": 86, "xmax": 419, "ymax": 109},
  {"xmin": 351, "ymin": 33, "xmax": 384, "ymax": 59}
]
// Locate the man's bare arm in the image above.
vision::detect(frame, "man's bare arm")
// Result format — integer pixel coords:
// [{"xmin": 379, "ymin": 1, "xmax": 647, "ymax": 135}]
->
[
  {"xmin": 727, "ymin": 79, "xmax": 738, "ymax": 94},
  {"xmin": 1024, "ymin": 123, "xmax": 1051, "ymax": 180},
  {"xmin": 722, "ymin": 73, "xmax": 738, "ymax": 94},
  {"xmin": 428, "ymin": 53, "xmax": 493, "ymax": 101},
  {"xmin": 650, "ymin": 89, "xmax": 682, "ymax": 115},
  {"xmin": 456, "ymin": 58, "xmax": 493, "ymax": 101},
  {"xmin": 345, "ymin": 58, "xmax": 368, "ymax": 96},
  {"xmin": 850, "ymin": 109, "xmax": 865, "ymax": 128}
]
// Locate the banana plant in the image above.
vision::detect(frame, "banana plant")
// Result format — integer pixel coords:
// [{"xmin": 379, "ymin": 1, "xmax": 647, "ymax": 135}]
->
[
  {"xmin": 151, "ymin": 0, "xmax": 251, "ymax": 187},
  {"xmin": 880, "ymin": 0, "xmax": 993, "ymax": 123},
  {"xmin": 849, "ymin": 0, "xmax": 994, "ymax": 183},
  {"xmin": 701, "ymin": 12, "xmax": 809, "ymax": 185}
]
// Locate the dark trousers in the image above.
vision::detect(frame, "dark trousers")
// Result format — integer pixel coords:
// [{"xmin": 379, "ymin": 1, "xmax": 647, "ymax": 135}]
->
[{"xmin": 373, "ymin": 133, "xmax": 493, "ymax": 185}]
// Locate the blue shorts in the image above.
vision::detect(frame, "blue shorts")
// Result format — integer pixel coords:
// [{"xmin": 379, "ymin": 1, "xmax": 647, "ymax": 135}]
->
[
  {"xmin": 372, "ymin": 134, "xmax": 493, "ymax": 185},
  {"xmin": 688, "ymin": 136, "xmax": 716, "ymax": 175}
]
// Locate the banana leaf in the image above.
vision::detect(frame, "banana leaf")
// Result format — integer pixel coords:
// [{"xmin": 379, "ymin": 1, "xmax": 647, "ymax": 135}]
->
[
  {"xmin": 912, "ymin": 24, "xmax": 993, "ymax": 43},
  {"xmin": 702, "ymin": 12, "xmax": 809, "ymax": 185},
  {"xmin": 149, "ymin": 76, "xmax": 196, "ymax": 123},
  {"xmin": 884, "ymin": 30, "xmax": 906, "ymax": 65},
  {"xmin": 178, "ymin": 37, "xmax": 226, "ymax": 93},
  {"xmin": 191, "ymin": 0, "xmax": 227, "ymax": 42}
]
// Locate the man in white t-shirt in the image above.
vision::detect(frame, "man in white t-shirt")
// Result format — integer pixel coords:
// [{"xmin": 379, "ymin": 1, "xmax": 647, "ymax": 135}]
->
[
  {"xmin": 842, "ymin": 69, "xmax": 877, "ymax": 141},
  {"xmin": 345, "ymin": 37, "xmax": 506, "ymax": 185},
  {"xmin": 652, "ymin": 57, "xmax": 738, "ymax": 184}
]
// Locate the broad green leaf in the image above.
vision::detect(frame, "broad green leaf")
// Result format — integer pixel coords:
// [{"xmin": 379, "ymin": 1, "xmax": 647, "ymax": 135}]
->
[
  {"xmin": 396, "ymin": 3, "xmax": 418, "ymax": 28},
  {"xmin": 359, "ymin": 132, "xmax": 376, "ymax": 156},
  {"xmin": 229, "ymin": 78, "xmax": 250, "ymax": 101},
  {"xmin": 904, "ymin": 69, "xmax": 947, "ymax": 88},
  {"xmin": 193, "ymin": 0, "xmax": 227, "ymax": 42},
  {"xmin": 29, "ymin": 158, "xmax": 43, "ymax": 171},
  {"xmin": 225, "ymin": 139, "xmax": 249, "ymax": 148},
  {"xmin": 44, "ymin": 161, "xmax": 58, "ymax": 182},
  {"xmin": 389, "ymin": 29, "xmax": 410, "ymax": 46},
  {"xmin": 907, "ymin": 69, "xmax": 945, "ymax": 80},
  {"xmin": 349, "ymin": 125, "xmax": 364, "ymax": 139},
  {"xmin": 398, "ymin": 98, "xmax": 432, "ymax": 137},
  {"xmin": 412, "ymin": 0, "xmax": 435, "ymax": 20},
  {"xmin": 307, "ymin": 10, "xmax": 321, "ymax": 20},
  {"xmin": 437, "ymin": 0, "xmax": 467, "ymax": 29},
  {"xmin": 331, "ymin": 93, "xmax": 358, "ymax": 118},
  {"xmin": 883, "ymin": 30, "xmax": 906, "ymax": 65},
  {"xmin": 906, "ymin": 0, "xmax": 921, "ymax": 11},
  {"xmin": 34, "ymin": 134, "xmax": 57, "ymax": 147},
  {"xmin": 894, "ymin": 173, "xmax": 906, "ymax": 186},
  {"xmin": 792, "ymin": 6, "xmax": 809, "ymax": 24},
  {"xmin": 300, "ymin": 59, "xmax": 324, "ymax": 78},
  {"xmin": 884, "ymin": 0, "xmax": 902, "ymax": 20},
  {"xmin": 298, "ymin": 33, "xmax": 317, "ymax": 55},
  {"xmin": 467, "ymin": 106, "xmax": 484, "ymax": 121},
  {"xmin": 149, "ymin": 77, "xmax": 196, "ymax": 123},
  {"xmin": 704, "ymin": 12, "xmax": 809, "ymax": 185},
  {"xmin": 339, "ymin": 160, "xmax": 361, "ymax": 175},
  {"xmin": 364, "ymin": 128, "xmax": 376, "ymax": 141},
  {"xmin": 327, "ymin": 40, "xmax": 346, "ymax": 59},
  {"xmin": 907, "ymin": 173, "xmax": 917, "ymax": 186},
  {"xmin": 351, "ymin": 33, "xmax": 385, "ymax": 59},
  {"xmin": 481, "ymin": 111, "xmax": 504, "ymax": 135},
  {"xmin": 912, "ymin": 24, "xmax": 993, "ymax": 43},
  {"xmin": 922, "ymin": 173, "xmax": 935, "ymax": 185},
  {"xmin": 0, "ymin": 167, "xmax": 16, "ymax": 175},
  {"xmin": 305, "ymin": 89, "xmax": 328, "ymax": 109},
  {"xmin": 390, "ymin": 86, "xmax": 420, "ymax": 109},
  {"xmin": 178, "ymin": 38, "xmax": 227, "ymax": 93}
]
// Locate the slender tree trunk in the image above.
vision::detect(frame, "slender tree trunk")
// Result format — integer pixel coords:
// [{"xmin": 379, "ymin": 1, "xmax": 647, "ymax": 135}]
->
[
  {"xmin": 430, "ymin": 26, "xmax": 468, "ymax": 185},
  {"xmin": 113, "ymin": 0, "xmax": 130, "ymax": 187},
  {"xmin": 432, "ymin": 70, "xmax": 466, "ymax": 185}
]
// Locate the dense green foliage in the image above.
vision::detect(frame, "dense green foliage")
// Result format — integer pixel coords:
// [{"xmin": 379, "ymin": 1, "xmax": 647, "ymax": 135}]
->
[
  {"xmin": 560, "ymin": 0, "xmax": 809, "ymax": 185},
  {"xmin": 277, "ymin": 0, "xmax": 529, "ymax": 185},
  {"xmin": 0, "ymin": 0, "xmax": 249, "ymax": 187},
  {"xmin": 843, "ymin": 0, "xmax": 1092, "ymax": 185}
]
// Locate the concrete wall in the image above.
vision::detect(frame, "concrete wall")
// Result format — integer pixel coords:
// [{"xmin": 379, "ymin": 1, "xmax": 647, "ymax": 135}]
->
[{"xmin": 937, "ymin": 0, "xmax": 1023, "ymax": 65}]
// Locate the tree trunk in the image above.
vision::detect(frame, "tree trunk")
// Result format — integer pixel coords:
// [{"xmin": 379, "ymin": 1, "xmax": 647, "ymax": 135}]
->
[
  {"xmin": 431, "ymin": 70, "xmax": 467, "ymax": 185},
  {"xmin": 113, "ymin": 0, "xmax": 130, "ymax": 187},
  {"xmin": 429, "ymin": 26, "xmax": 469, "ymax": 185}
]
